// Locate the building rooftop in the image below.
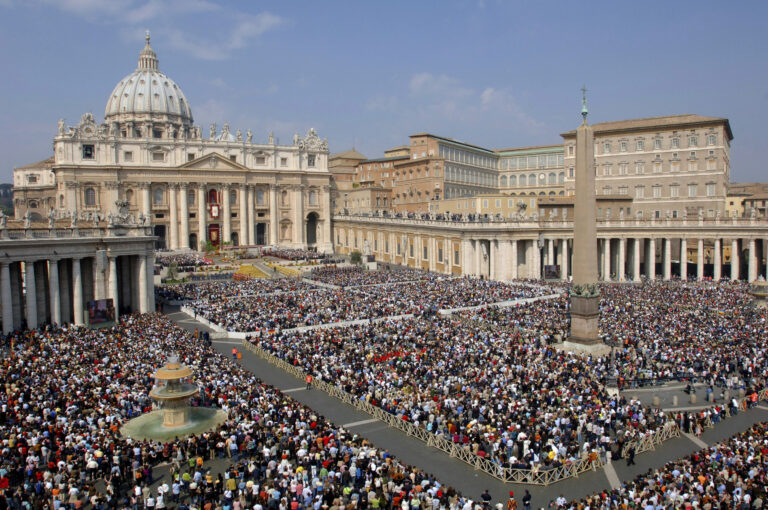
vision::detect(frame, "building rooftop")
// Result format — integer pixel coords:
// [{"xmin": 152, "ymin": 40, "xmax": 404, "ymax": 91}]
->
[
  {"xmin": 410, "ymin": 133, "xmax": 496, "ymax": 154},
  {"xmin": 560, "ymin": 114, "xmax": 733, "ymax": 140},
  {"xmin": 330, "ymin": 149, "xmax": 367, "ymax": 161},
  {"xmin": 15, "ymin": 157, "xmax": 54, "ymax": 171},
  {"xmin": 494, "ymin": 144, "xmax": 563, "ymax": 155}
]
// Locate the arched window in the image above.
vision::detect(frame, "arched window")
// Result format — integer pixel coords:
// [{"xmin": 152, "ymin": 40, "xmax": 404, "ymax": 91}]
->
[
  {"xmin": 281, "ymin": 190, "xmax": 289, "ymax": 206},
  {"xmin": 28, "ymin": 200, "xmax": 39, "ymax": 209},
  {"xmin": 85, "ymin": 187, "xmax": 96, "ymax": 206},
  {"xmin": 529, "ymin": 173, "xmax": 536, "ymax": 185},
  {"xmin": 230, "ymin": 190, "xmax": 237, "ymax": 205},
  {"xmin": 500, "ymin": 176, "xmax": 507, "ymax": 187},
  {"xmin": 59, "ymin": 194, "xmax": 64, "ymax": 208},
  {"xmin": 126, "ymin": 189, "xmax": 134, "ymax": 204},
  {"xmin": 153, "ymin": 188, "xmax": 164, "ymax": 205},
  {"xmin": 208, "ymin": 189, "xmax": 218, "ymax": 204},
  {"xmin": 309, "ymin": 190, "xmax": 318, "ymax": 206},
  {"xmin": 256, "ymin": 189, "xmax": 265, "ymax": 205},
  {"xmin": 519, "ymin": 175, "xmax": 527, "ymax": 186},
  {"xmin": 558, "ymin": 172, "xmax": 565, "ymax": 184},
  {"xmin": 509, "ymin": 175, "xmax": 517, "ymax": 186},
  {"xmin": 187, "ymin": 189, "xmax": 195, "ymax": 205},
  {"xmin": 548, "ymin": 172, "xmax": 556, "ymax": 184}
]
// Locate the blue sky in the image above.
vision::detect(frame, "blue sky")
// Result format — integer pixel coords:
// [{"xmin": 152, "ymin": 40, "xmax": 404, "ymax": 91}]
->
[{"xmin": 1, "ymin": 0, "xmax": 767, "ymax": 182}]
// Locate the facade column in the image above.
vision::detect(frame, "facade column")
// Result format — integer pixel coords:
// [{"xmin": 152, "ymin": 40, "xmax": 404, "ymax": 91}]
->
[
  {"xmin": 618, "ymin": 238, "xmax": 626, "ymax": 281},
  {"xmin": 239, "ymin": 183, "xmax": 248, "ymax": 247},
  {"xmin": 647, "ymin": 238, "xmax": 656, "ymax": 280},
  {"xmin": 663, "ymin": 238, "xmax": 672, "ymax": 280},
  {"xmin": 25, "ymin": 261, "xmax": 37, "ymax": 330},
  {"xmin": 293, "ymin": 185, "xmax": 304, "ymax": 248},
  {"xmin": 72, "ymin": 258, "xmax": 84, "ymax": 325},
  {"xmin": 168, "ymin": 183, "xmax": 179, "ymax": 250},
  {"xmin": 49, "ymin": 259, "xmax": 60, "ymax": 325},
  {"xmin": 633, "ymin": 238, "xmax": 641, "ymax": 282},
  {"xmin": 475, "ymin": 240, "xmax": 484, "ymax": 278},
  {"xmin": 60, "ymin": 260, "xmax": 71, "ymax": 323},
  {"xmin": 680, "ymin": 238, "xmax": 687, "ymax": 281},
  {"xmin": 321, "ymin": 185, "xmax": 332, "ymax": 252},
  {"xmin": 731, "ymin": 239, "xmax": 739, "ymax": 280},
  {"xmin": 197, "ymin": 184, "xmax": 206, "ymax": 250},
  {"xmin": 765, "ymin": 239, "xmax": 768, "ymax": 281},
  {"xmin": 603, "ymin": 238, "xmax": 612, "ymax": 281},
  {"xmin": 697, "ymin": 239, "xmax": 705, "ymax": 281},
  {"xmin": 560, "ymin": 239, "xmax": 568, "ymax": 281},
  {"xmin": 714, "ymin": 238, "xmax": 722, "ymax": 281},
  {"xmin": 1, "ymin": 263, "xmax": 13, "ymax": 333},
  {"xmin": 510, "ymin": 240, "xmax": 518, "ymax": 280},
  {"xmin": 108, "ymin": 256, "xmax": 119, "ymax": 321},
  {"xmin": 748, "ymin": 238, "xmax": 757, "ymax": 282},
  {"xmin": 138, "ymin": 254, "xmax": 148, "ymax": 313},
  {"xmin": 222, "ymin": 184, "xmax": 232, "ymax": 244},
  {"xmin": 179, "ymin": 184, "xmax": 189, "ymax": 249},
  {"xmin": 247, "ymin": 185, "xmax": 255, "ymax": 245},
  {"xmin": 462, "ymin": 239, "xmax": 473, "ymax": 277},
  {"xmin": 269, "ymin": 184, "xmax": 278, "ymax": 246},
  {"xmin": 140, "ymin": 182, "xmax": 151, "ymax": 218},
  {"xmin": 533, "ymin": 240, "xmax": 541, "ymax": 279}
]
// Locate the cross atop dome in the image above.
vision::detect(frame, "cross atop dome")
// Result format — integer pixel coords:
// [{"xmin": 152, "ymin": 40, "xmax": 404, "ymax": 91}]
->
[{"xmin": 138, "ymin": 29, "xmax": 159, "ymax": 71}]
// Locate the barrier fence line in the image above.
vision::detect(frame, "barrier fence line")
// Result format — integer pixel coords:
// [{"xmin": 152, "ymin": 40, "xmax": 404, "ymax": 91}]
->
[{"xmin": 241, "ymin": 340, "xmax": 604, "ymax": 486}]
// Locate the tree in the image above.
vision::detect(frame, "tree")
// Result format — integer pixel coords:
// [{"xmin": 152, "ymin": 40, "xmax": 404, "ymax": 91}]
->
[{"xmin": 350, "ymin": 251, "xmax": 363, "ymax": 265}]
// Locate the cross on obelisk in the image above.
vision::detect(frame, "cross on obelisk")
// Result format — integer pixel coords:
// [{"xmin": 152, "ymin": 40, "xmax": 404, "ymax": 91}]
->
[{"xmin": 566, "ymin": 86, "xmax": 605, "ymax": 351}]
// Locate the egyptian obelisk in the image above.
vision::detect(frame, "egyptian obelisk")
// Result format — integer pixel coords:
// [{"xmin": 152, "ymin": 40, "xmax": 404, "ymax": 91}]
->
[{"xmin": 566, "ymin": 87, "xmax": 604, "ymax": 350}]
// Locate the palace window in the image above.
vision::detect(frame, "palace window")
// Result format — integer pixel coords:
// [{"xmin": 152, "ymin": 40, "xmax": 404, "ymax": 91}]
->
[
  {"xmin": 124, "ymin": 151, "xmax": 133, "ymax": 162},
  {"xmin": 256, "ymin": 156, "xmax": 266, "ymax": 165},
  {"xmin": 153, "ymin": 188, "xmax": 164, "ymax": 205},
  {"xmin": 309, "ymin": 190, "xmax": 318, "ymax": 206},
  {"xmin": 82, "ymin": 145, "xmax": 94, "ymax": 159},
  {"xmin": 636, "ymin": 140, "xmax": 645, "ymax": 151},
  {"xmin": 187, "ymin": 189, "xmax": 195, "ymax": 205},
  {"xmin": 256, "ymin": 189, "xmax": 265, "ymax": 205},
  {"xmin": 281, "ymin": 157, "xmax": 288, "ymax": 167},
  {"xmin": 152, "ymin": 152, "xmax": 165, "ymax": 162},
  {"xmin": 654, "ymin": 139, "xmax": 662, "ymax": 150},
  {"xmin": 308, "ymin": 154, "xmax": 316, "ymax": 167},
  {"xmin": 688, "ymin": 184, "xmax": 697, "ymax": 197}
]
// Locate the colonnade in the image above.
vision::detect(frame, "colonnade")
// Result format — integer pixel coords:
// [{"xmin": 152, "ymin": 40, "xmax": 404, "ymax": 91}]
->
[
  {"xmin": 333, "ymin": 217, "xmax": 768, "ymax": 283},
  {"xmin": 1, "ymin": 252, "xmax": 155, "ymax": 333}
]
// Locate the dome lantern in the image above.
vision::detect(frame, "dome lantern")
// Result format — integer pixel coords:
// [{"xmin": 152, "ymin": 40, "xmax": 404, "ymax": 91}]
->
[{"xmin": 138, "ymin": 30, "xmax": 159, "ymax": 71}]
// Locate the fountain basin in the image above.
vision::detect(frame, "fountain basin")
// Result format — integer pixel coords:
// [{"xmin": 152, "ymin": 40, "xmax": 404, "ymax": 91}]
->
[{"xmin": 120, "ymin": 407, "xmax": 227, "ymax": 442}]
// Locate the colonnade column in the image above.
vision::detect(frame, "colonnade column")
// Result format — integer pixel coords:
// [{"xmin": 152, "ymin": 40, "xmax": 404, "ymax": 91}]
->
[
  {"xmin": 475, "ymin": 240, "xmax": 483, "ymax": 278},
  {"xmin": 222, "ymin": 184, "xmax": 232, "ymax": 244},
  {"xmin": 239, "ymin": 184, "xmax": 248, "ymax": 247},
  {"xmin": 731, "ymin": 239, "xmax": 739, "ymax": 280},
  {"xmin": 179, "ymin": 184, "xmax": 189, "ymax": 250},
  {"xmin": 462, "ymin": 239, "xmax": 473, "ymax": 277},
  {"xmin": 680, "ymin": 238, "xmax": 687, "ymax": 281},
  {"xmin": 547, "ymin": 239, "xmax": 554, "ymax": 266},
  {"xmin": 24, "ymin": 261, "xmax": 37, "ymax": 330},
  {"xmin": 748, "ymin": 239, "xmax": 757, "ymax": 282},
  {"xmin": 1, "ymin": 263, "xmax": 13, "ymax": 333},
  {"xmin": 197, "ymin": 184, "xmax": 206, "ymax": 250},
  {"xmin": 510, "ymin": 240, "xmax": 518, "ymax": 280},
  {"xmin": 108, "ymin": 256, "xmax": 119, "ymax": 321},
  {"xmin": 445, "ymin": 240, "xmax": 453, "ymax": 276},
  {"xmin": 138, "ymin": 255, "xmax": 148, "ymax": 314},
  {"xmin": 533, "ymin": 240, "xmax": 541, "ymax": 279},
  {"xmin": 618, "ymin": 238, "xmax": 626, "ymax": 281},
  {"xmin": 269, "ymin": 184, "xmax": 278, "ymax": 246},
  {"xmin": 663, "ymin": 238, "xmax": 672, "ymax": 280},
  {"xmin": 168, "ymin": 184, "xmax": 179, "ymax": 250},
  {"xmin": 697, "ymin": 239, "xmax": 704, "ymax": 281},
  {"xmin": 72, "ymin": 258, "xmax": 83, "ymax": 325},
  {"xmin": 560, "ymin": 239, "xmax": 568, "ymax": 281},
  {"xmin": 647, "ymin": 238, "xmax": 656, "ymax": 280},
  {"xmin": 247, "ymin": 185, "xmax": 255, "ymax": 245},
  {"xmin": 603, "ymin": 238, "xmax": 611, "ymax": 281},
  {"xmin": 714, "ymin": 239, "xmax": 722, "ymax": 281},
  {"xmin": 633, "ymin": 238, "xmax": 641, "ymax": 282},
  {"xmin": 49, "ymin": 259, "xmax": 60, "ymax": 325}
]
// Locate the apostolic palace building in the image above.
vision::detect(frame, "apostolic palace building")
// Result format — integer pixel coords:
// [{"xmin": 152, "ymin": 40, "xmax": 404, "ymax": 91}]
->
[{"xmin": 4, "ymin": 35, "xmax": 768, "ymax": 333}]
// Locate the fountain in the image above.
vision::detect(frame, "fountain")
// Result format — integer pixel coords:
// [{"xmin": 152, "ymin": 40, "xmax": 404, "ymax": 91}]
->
[
  {"xmin": 750, "ymin": 277, "xmax": 768, "ymax": 309},
  {"xmin": 120, "ymin": 355, "xmax": 227, "ymax": 441}
]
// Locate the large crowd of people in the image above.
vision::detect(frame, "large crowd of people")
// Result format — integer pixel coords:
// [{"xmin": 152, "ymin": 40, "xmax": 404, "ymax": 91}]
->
[
  {"xmin": 0, "ymin": 315, "xmax": 467, "ymax": 510},
  {"xmin": 569, "ymin": 421, "xmax": 768, "ymax": 508},
  {"xmin": 185, "ymin": 276, "xmax": 555, "ymax": 332},
  {"xmin": 154, "ymin": 252, "xmax": 212, "ymax": 268},
  {"xmin": 259, "ymin": 248, "xmax": 331, "ymax": 262},
  {"xmin": 306, "ymin": 266, "xmax": 431, "ymax": 288}
]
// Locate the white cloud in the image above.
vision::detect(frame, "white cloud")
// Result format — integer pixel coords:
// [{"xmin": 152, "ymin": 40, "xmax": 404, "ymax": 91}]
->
[{"xmin": 29, "ymin": 0, "xmax": 280, "ymax": 60}]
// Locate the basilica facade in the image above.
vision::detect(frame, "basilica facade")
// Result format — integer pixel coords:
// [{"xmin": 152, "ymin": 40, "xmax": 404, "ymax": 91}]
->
[{"xmin": 12, "ymin": 34, "xmax": 333, "ymax": 252}]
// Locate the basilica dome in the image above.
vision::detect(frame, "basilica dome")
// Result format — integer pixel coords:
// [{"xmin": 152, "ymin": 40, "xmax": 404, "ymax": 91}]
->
[{"xmin": 104, "ymin": 33, "xmax": 193, "ymax": 128}]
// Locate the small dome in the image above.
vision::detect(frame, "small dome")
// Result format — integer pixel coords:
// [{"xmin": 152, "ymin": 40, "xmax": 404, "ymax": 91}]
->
[{"xmin": 104, "ymin": 32, "xmax": 193, "ymax": 127}]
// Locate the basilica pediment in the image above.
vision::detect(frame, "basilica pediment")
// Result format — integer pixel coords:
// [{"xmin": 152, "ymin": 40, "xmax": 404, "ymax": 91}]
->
[{"xmin": 178, "ymin": 152, "xmax": 248, "ymax": 171}]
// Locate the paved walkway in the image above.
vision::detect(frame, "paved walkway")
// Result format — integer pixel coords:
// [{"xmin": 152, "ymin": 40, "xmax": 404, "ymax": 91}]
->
[{"xmin": 165, "ymin": 306, "xmax": 768, "ymax": 506}]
